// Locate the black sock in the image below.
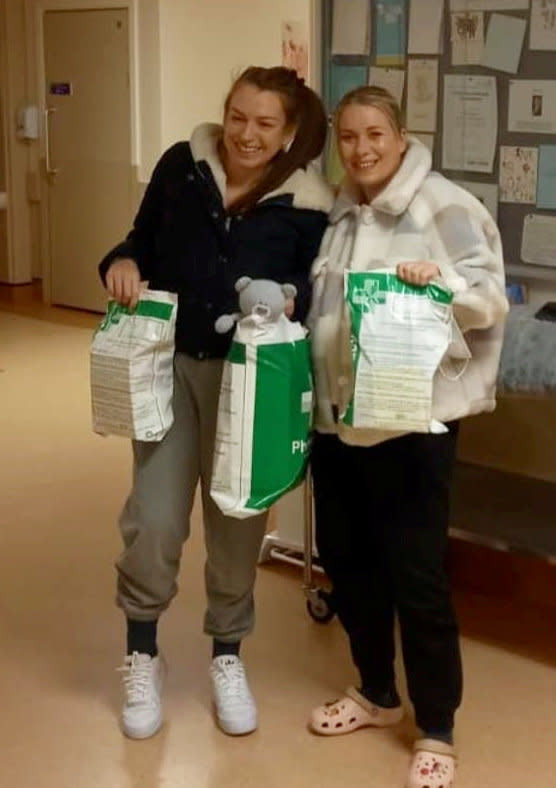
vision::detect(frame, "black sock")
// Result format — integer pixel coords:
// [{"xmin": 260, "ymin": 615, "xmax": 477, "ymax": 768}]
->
[
  {"xmin": 359, "ymin": 685, "xmax": 401, "ymax": 708},
  {"xmin": 127, "ymin": 618, "xmax": 158, "ymax": 657},
  {"xmin": 212, "ymin": 639, "xmax": 241, "ymax": 659},
  {"xmin": 422, "ymin": 729, "xmax": 454, "ymax": 746}
]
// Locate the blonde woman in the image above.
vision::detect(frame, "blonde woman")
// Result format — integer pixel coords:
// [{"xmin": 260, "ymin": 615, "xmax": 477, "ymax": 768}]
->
[{"xmin": 307, "ymin": 86, "xmax": 508, "ymax": 788}]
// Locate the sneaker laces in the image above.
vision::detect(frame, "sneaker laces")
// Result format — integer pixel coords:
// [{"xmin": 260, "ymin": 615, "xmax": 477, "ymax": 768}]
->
[
  {"xmin": 213, "ymin": 658, "xmax": 249, "ymax": 699},
  {"xmin": 117, "ymin": 652, "xmax": 155, "ymax": 704}
]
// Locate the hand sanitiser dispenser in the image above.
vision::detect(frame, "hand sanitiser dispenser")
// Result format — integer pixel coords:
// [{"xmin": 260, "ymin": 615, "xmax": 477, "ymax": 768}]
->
[{"xmin": 16, "ymin": 105, "xmax": 40, "ymax": 140}]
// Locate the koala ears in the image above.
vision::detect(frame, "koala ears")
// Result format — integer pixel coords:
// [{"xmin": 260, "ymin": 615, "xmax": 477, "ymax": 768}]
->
[
  {"xmin": 281, "ymin": 283, "xmax": 297, "ymax": 300},
  {"xmin": 235, "ymin": 276, "xmax": 252, "ymax": 293}
]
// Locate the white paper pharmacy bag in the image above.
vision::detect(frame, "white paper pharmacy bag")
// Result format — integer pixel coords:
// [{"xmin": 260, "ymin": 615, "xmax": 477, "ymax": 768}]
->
[
  {"xmin": 342, "ymin": 270, "xmax": 454, "ymax": 434},
  {"xmin": 90, "ymin": 289, "xmax": 177, "ymax": 440}
]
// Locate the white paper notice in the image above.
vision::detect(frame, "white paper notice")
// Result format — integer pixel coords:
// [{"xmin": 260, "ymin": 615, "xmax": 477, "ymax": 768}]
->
[
  {"xmin": 530, "ymin": 0, "xmax": 556, "ymax": 51},
  {"xmin": 450, "ymin": 0, "xmax": 529, "ymax": 10},
  {"xmin": 442, "ymin": 75, "xmax": 497, "ymax": 172},
  {"xmin": 454, "ymin": 180, "xmax": 499, "ymax": 219},
  {"xmin": 408, "ymin": 0, "xmax": 444, "ymax": 54},
  {"xmin": 499, "ymin": 146, "xmax": 538, "ymax": 203},
  {"xmin": 521, "ymin": 214, "xmax": 556, "ymax": 267},
  {"xmin": 482, "ymin": 13, "xmax": 526, "ymax": 73},
  {"xmin": 508, "ymin": 80, "xmax": 556, "ymax": 134},
  {"xmin": 332, "ymin": 0, "xmax": 370, "ymax": 55},
  {"xmin": 369, "ymin": 67, "xmax": 405, "ymax": 104},
  {"xmin": 407, "ymin": 59, "xmax": 438, "ymax": 132},
  {"xmin": 451, "ymin": 11, "xmax": 484, "ymax": 65}
]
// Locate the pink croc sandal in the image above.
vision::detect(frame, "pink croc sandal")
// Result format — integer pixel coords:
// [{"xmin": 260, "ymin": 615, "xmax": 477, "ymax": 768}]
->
[
  {"xmin": 309, "ymin": 686, "xmax": 404, "ymax": 736},
  {"xmin": 406, "ymin": 738, "xmax": 457, "ymax": 788}
]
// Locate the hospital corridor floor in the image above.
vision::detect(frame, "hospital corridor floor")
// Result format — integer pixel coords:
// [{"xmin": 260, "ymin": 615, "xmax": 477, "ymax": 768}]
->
[{"xmin": 1, "ymin": 305, "xmax": 555, "ymax": 788}]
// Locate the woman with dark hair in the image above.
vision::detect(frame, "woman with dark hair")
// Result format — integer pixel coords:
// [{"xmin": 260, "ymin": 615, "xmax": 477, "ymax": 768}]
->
[{"xmin": 98, "ymin": 66, "xmax": 333, "ymax": 740}]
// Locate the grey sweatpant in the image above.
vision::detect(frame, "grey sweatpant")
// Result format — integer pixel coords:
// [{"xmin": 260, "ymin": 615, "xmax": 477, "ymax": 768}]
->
[{"xmin": 116, "ymin": 352, "xmax": 268, "ymax": 641}]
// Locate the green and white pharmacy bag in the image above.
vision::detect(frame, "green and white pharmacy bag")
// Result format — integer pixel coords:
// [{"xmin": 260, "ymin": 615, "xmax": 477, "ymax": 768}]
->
[
  {"xmin": 342, "ymin": 270, "xmax": 454, "ymax": 434},
  {"xmin": 210, "ymin": 314, "xmax": 313, "ymax": 519},
  {"xmin": 90, "ymin": 289, "xmax": 177, "ymax": 441}
]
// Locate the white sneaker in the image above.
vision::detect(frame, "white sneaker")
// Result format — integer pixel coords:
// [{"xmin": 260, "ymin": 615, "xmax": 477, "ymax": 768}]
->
[
  {"xmin": 117, "ymin": 651, "xmax": 165, "ymax": 739},
  {"xmin": 209, "ymin": 655, "xmax": 258, "ymax": 735}
]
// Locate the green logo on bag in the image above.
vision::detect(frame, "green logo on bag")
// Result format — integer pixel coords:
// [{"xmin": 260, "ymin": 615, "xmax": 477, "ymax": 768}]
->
[
  {"xmin": 351, "ymin": 279, "xmax": 385, "ymax": 312},
  {"xmin": 97, "ymin": 299, "xmax": 175, "ymax": 333},
  {"xmin": 98, "ymin": 301, "xmax": 127, "ymax": 331}
]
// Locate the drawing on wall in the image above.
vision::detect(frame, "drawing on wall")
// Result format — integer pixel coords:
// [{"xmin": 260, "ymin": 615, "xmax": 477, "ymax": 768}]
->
[
  {"xmin": 530, "ymin": 0, "xmax": 556, "ymax": 50},
  {"xmin": 450, "ymin": 11, "xmax": 484, "ymax": 64},
  {"xmin": 499, "ymin": 146, "xmax": 538, "ymax": 203},
  {"xmin": 453, "ymin": 11, "xmax": 480, "ymax": 39},
  {"xmin": 282, "ymin": 21, "xmax": 309, "ymax": 81}
]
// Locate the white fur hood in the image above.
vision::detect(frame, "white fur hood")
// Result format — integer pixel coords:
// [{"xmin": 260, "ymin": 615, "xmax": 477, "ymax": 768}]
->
[
  {"xmin": 190, "ymin": 123, "xmax": 334, "ymax": 214},
  {"xmin": 330, "ymin": 136, "xmax": 432, "ymax": 223},
  {"xmin": 307, "ymin": 136, "xmax": 509, "ymax": 446}
]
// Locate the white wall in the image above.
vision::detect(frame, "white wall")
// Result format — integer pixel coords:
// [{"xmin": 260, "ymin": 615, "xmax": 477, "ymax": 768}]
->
[
  {"xmin": 1, "ymin": 0, "xmax": 34, "ymax": 283},
  {"xmin": 136, "ymin": 0, "xmax": 161, "ymax": 181},
  {"xmin": 3, "ymin": 0, "xmax": 314, "ymax": 283},
  {"xmin": 158, "ymin": 0, "xmax": 314, "ymax": 148}
]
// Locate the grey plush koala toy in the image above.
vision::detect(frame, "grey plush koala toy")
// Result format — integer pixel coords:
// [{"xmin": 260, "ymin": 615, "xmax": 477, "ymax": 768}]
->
[{"xmin": 214, "ymin": 276, "xmax": 297, "ymax": 334}]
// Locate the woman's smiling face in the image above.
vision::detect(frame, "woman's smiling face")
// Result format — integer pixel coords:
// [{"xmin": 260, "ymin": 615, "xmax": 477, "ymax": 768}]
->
[
  {"xmin": 222, "ymin": 83, "xmax": 292, "ymax": 178},
  {"xmin": 337, "ymin": 103, "xmax": 407, "ymax": 200}
]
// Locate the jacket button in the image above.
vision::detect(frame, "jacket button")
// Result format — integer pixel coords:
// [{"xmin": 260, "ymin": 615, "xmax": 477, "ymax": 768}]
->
[
  {"xmin": 198, "ymin": 351, "xmax": 205, "ymax": 359},
  {"xmin": 218, "ymin": 255, "xmax": 227, "ymax": 264},
  {"xmin": 187, "ymin": 173, "xmax": 195, "ymax": 182},
  {"xmin": 206, "ymin": 302, "xmax": 213, "ymax": 310},
  {"xmin": 211, "ymin": 211, "xmax": 219, "ymax": 219}
]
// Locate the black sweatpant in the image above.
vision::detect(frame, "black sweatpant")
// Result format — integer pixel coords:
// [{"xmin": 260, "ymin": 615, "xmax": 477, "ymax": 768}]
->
[{"xmin": 310, "ymin": 426, "xmax": 463, "ymax": 733}]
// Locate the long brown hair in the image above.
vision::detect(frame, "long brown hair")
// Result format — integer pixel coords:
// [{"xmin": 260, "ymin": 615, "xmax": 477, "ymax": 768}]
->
[{"xmin": 223, "ymin": 66, "xmax": 328, "ymax": 214}]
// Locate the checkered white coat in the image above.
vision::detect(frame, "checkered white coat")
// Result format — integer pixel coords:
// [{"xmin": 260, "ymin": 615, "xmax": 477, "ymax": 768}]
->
[{"xmin": 307, "ymin": 137, "xmax": 509, "ymax": 446}]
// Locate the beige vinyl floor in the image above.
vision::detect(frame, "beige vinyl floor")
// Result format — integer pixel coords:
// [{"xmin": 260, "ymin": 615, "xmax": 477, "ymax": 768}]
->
[{"xmin": 1, "ymin": 306, "xmax": 555, "ymax": 788}]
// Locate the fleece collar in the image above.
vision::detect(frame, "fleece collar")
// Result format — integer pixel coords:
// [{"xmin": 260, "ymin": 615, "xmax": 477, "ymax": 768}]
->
[
  {"xmin": 189, "ymin": 123, "xmax": 334, "ymax": 213},
  {"xmin": 329, "ymin": 136, "xmax": 432, "ymax": 224}
]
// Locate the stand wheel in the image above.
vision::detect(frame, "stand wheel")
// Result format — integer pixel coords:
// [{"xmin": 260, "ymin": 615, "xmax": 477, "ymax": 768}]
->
[{"xmin": 306, "ymin": 590, "xmax": 335, "ymax": 624}]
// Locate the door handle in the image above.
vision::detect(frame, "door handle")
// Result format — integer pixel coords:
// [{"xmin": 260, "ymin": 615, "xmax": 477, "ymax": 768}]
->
[{"xmin": 44, "ymin": 107, "xmax": 59, "ymax": 175}]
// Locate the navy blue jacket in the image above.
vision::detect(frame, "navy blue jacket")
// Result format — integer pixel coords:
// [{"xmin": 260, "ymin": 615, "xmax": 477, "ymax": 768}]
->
[{"xmin": 99, "ymin": 125, "xmax": 332, "ymax": 359}]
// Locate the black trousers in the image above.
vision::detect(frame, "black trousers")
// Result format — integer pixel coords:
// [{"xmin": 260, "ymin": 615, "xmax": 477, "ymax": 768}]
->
[{"xmin": 310, "ymin": 426, "xmax": 463, "ymax": 733}]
